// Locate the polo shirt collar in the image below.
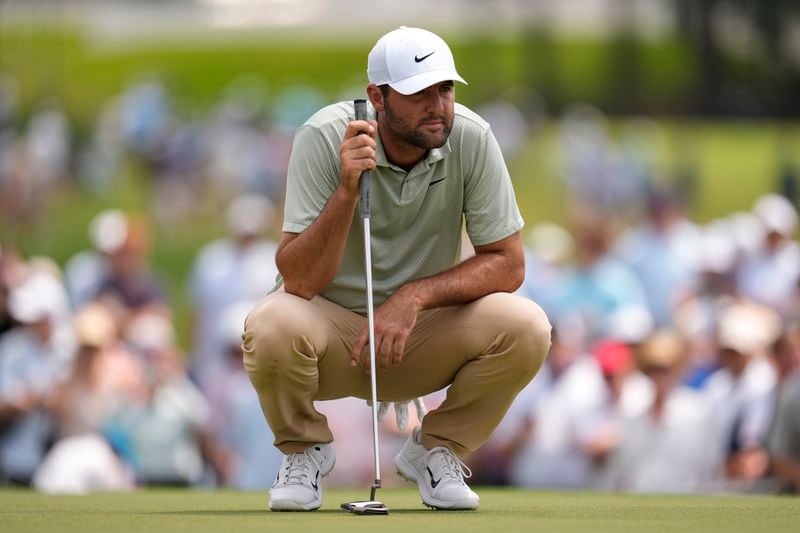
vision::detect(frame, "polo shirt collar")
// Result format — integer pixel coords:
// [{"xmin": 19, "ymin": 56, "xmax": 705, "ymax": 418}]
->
[{"xmin": 376, "ymin": 134, "xmax": 452, "ymax": 174}]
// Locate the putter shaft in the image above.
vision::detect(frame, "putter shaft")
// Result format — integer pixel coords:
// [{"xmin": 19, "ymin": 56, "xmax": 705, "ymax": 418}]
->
[{"xmin": 355, "ymin": 99, "xmax": 382, "ymax": 501}]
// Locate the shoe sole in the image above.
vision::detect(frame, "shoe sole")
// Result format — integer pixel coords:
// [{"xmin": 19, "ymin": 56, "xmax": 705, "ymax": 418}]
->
[
  {"xmin": 269, "ymin": 501, "xmax": 321, "ymax": 511},
  {"xmin": 269, "ymin": 456, "xmax": 336, "ymax": 512},
  {"xmin": 395, "ymin": 455, "xmax": 478, "ymax": 511}
]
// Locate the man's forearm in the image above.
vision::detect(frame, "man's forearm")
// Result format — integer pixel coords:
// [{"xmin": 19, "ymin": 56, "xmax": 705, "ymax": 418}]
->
[
  {"xmin": 348, "ymin": 232, "xmax": 524, "ymax": 369},
  {"xmin": 397, "ymin": 232, "xmax": 524, "ymax": 311},
  {"xmin": 277, "ymin": 187, "xmax": 359, "ymax": 299}
]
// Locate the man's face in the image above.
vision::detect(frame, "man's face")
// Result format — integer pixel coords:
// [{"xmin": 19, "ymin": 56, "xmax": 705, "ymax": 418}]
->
[
  {"xmin": 720, "ymin": 347, "xmax": 750, "ymax": 376},
  {"xmin": 381, "ymin": 81, "xmax": 455, "ymax": 150}
]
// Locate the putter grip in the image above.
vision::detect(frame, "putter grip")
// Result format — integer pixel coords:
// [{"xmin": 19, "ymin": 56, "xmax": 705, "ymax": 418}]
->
[{"xmin": 354, "ymin": 99, "xmax": 371, "ymax": 219}]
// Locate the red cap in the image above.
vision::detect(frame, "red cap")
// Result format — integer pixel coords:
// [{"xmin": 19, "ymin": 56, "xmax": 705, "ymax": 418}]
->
[{"xmin": 593, "ymin": 340, "xmax": 633, "ymax": 375}]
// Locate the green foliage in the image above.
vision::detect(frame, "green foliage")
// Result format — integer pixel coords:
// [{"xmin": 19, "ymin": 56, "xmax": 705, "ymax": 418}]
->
[{"xmin": 0, "ymin": 25, "xmax": 701, "ymax": 120}]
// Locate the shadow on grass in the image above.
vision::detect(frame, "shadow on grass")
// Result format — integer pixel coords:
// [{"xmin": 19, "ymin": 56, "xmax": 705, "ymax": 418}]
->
[{"xmin": 136, "ymin": 508, "xmax": 466, "ymax": 516}]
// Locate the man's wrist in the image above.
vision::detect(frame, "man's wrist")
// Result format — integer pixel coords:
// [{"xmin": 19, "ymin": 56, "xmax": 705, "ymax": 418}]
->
[
  {"xmin": 396, "ymin": 281, "xmax": 426, "ymax": 311},
  {"xmin": 335, "ymin": 182, "xmax": 361, "ymax": 203}
]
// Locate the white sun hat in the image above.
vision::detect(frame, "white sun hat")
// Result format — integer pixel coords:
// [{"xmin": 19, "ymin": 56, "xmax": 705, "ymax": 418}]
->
[
  {"xmin": 367, "ymin": 26, "xmax": 467, "ymax": 95},
  {"xmin": 8, "ymin": 273, "xmax": 69, "ymax": 324},
  {"xmin": 716, "ymin": 301, "xmax": 781, "ymax": 356},
  {"xmin": 753, "ymin": 193, "xmax": 798, "ymax": 237}
]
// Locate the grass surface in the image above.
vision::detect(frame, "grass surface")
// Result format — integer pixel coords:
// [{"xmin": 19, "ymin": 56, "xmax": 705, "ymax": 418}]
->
[{"xmin": 1, "ymin": 488, "xmax": 798, "ymax": 533}]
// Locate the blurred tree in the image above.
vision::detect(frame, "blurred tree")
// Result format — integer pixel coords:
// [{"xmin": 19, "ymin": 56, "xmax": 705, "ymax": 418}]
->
[
  {"xmin": 676, "ymin": 0, "xmax": 800, "ymax": 116},
  {"xmin": 607, "ymin": 0, "xmax": 641, "ymax": 114}
]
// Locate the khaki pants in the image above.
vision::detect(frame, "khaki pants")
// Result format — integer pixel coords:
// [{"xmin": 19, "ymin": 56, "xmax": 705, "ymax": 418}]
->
[{"xmin": 242, "ymin": 291, "xmax": 551, "ymax": 457}]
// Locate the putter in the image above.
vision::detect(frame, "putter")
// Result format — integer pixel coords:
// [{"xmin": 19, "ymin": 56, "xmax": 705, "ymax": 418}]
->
[{"xmin": 341, "ymin": 99, "xmax": 389, "ymax": 516}]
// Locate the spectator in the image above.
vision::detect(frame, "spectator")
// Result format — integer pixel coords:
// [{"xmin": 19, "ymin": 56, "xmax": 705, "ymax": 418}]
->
[
  {"xmin": 604, "ymin": 330, "xmax": 718, "ymax": 493},
  {"xmin": 503, "ymin": 326, "xmax": 607, "ymax": 489},
  {"xmin": 0, "ymin": 272, "xmax": 75, "ymax": 485},
  {"xmin": 49, "ymin": 302, "xmax": 143, "ymax": 439},
  {"xmin": 549, "ymin": 209, "xmax": 649, "ymax": 344},
  {"xmin": 64, "ymin": 210, "xmax": 167, "ymax": 318},
  {"xmin": 673, "ymin": 221, "xmax": 740, "ymax": 388},
  {"xmin": 94, "ymin": 214, "xmax": 167, "ymax": 315},
  {"xmin": 770, "ymin": 323, "xmax": 800, "ymax": 387},
  {"xmin": 0, "ymin": 101, "xmax": 72, "ymax": 222},
  {"xmin": 204, "ymin": 300, "xmax": 283, "ymax": 489},
  {"xmin": 767, "ymin": 325, "xmax": 800, "ymax": 493},
  {"xmin": 613, "ymin": 185, "xmax": 701, "ymax": 327},
  {"xmin": 0, "ymin": 243, "xmax": 27, "ymax": 336},
  {"xmin": 107, "ymin": 311, "xmax": 230, "ymax": 486},
  {"xmin": 64, "ymin": 209, "xmax": 126, "ymax": 309},
  {"xmin": 32, "ymin": 433, "xmax": 135, "ymax": 494},
  {"xmin": 34, "ymin": 302, "xmax": 140, "ymax": 497},
  {"xmin": 186, "ymin": 194, "xmax": 278, "ymax": 392},
  {"xmin": 705, "ymin": 301, "xmax": 781, "ymax": 490},
  {"xmin": 737, "ymin": 194, "xmax": 800, "ymax": 318},
  {"xmin": 584, "ymin": 340, "xmax": 650, "ymax": 479},
  {"xmin": 517, "ymin": 222, "xmax": 574, "ymax": 319}
]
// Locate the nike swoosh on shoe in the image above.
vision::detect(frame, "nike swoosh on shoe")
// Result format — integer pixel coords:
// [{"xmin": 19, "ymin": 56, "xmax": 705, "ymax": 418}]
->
[{"xmin": 427, "ymin": 466, "xmax": 441, "ymax": 488}]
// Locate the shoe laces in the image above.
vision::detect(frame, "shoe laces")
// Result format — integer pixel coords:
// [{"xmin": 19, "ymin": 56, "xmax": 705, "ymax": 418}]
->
[
  {"xmin": 428, "ymin": 447, "xmax": 472, "ymax": 485},
  {"xmin": 280, "ymin": 449, "xmax": 321, "ymax": 486}
]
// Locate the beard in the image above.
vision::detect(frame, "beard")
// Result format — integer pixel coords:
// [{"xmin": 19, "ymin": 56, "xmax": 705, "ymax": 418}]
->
[{"xmin": 383, "ymin": 102, "xmax": 453, "ymax": 150}]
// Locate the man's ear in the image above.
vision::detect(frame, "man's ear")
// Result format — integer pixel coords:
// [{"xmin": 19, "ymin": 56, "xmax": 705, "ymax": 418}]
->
[{"xmin": 366, "ymin": 84, "xmax": 385, "ymax": 112}]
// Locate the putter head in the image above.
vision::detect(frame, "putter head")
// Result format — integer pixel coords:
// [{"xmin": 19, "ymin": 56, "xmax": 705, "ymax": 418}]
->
[{"xmin": 341, "ymin": 501, "xmax": 390, "ymax": 515}]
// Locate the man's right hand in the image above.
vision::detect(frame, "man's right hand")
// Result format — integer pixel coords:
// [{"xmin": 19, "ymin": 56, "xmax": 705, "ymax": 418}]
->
[{"xmin": 339, "ymin": 119, "xmax": 377, "ymax": 195}]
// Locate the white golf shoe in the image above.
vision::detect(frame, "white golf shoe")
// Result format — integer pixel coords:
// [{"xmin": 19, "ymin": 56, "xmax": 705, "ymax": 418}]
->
[
  {"xmin": 395, "ymin": 427, "xmax": 479, "ymax": 510},
  {"xmin": 269, "ymin": 443, "xmax": 336, "ymax": 511}
]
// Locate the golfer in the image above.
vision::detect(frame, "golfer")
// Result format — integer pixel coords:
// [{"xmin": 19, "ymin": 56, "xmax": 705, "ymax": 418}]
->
[{"xmin": 243, "ymin": 26, "xmax": 552, "ymax": 511}]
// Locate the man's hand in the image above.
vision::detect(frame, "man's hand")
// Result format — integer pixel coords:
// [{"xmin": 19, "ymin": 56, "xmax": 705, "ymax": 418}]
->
[
  {"xmin": 351, "ymin": 286, "xmax": 421, "ymax": 371},
  {"xmin": 339, "ymin": 119, "xmax": 377, "ymax": 195},
  {"xmin": 276, "ymin": 116, "xmax": 377, "ymax": 300}
]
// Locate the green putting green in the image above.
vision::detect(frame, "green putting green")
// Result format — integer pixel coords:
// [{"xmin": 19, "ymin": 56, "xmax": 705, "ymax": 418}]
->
[{"xmin": 1, "ymin": 488, "xmax": 797, "ymax": 533}]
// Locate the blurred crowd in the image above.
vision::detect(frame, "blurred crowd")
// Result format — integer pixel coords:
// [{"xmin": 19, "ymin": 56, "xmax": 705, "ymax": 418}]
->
[{"xmin": 1, "ymin": 74, "xmax": 800, "ymax": 496}]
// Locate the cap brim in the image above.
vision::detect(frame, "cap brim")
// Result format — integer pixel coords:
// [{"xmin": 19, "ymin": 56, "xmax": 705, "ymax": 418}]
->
[{"xmin": 389, "ymin": 70, "xmax": 467, "ymax": 95}]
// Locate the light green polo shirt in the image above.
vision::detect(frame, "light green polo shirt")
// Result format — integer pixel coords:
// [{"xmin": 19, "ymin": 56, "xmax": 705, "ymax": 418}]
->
[{"xmin": 282, "ymin": 100, "xmax": 524, "ymax": 314}]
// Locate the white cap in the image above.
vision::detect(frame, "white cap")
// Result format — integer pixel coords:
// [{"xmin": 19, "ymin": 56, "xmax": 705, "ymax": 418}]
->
[
  {"xmin": 753, "ymin": 193, "xmax": 797, "ymax": 236},
  {"xmin": 8, "ymin": 273, "xmax": 69, "ymax": 324},
  {"xmin": 89, "ymin": 209, "xmax": 128, "ymax": 254},
  {"xmin": 124, "ymin": 311, "xmax": 175, "ymax": 353},
  {"xmin": 217, "ymin": 300, "xmax": 255, "ymax": 349},
  {"xmin": 699, "ymin": 220, "xmax": 737, "ymax": 274},
  {"xmin": 367, "ymin": 27, "xmax": 467, "ymax": 95},
  {"xmin": 716, "ymin": 301, "xmax": 781, "ymax": 355},
  {"xmin": 525, "ymin": 222, "xmax": 575, "ymax": 264},
  {"xmin": 605, "ymin": 304, "xmax": 654, "ymax": 345},
  {"xmin": 226, "ymin": 194, "xmax": 274, "ymax": 237}
]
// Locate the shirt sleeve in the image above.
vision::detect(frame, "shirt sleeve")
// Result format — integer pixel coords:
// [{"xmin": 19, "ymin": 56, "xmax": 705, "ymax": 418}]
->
[
  {"xmin": 462, "ymin": 127, "xmax": 524, "ymax": 246},
  {"xmin": 282, "ymin": 124, "xmax": 340, "ymax": 234}
]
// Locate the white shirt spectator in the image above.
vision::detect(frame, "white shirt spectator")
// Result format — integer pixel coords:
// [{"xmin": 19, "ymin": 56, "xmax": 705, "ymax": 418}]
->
[
  {"xmin": 188, "ymin": 238, "xmax": 278, "ymax": 385},
  {"xmin": 737, "ymin": 239, "xmax": 800, "ymax": 318},
  {"xmin": 507, "ymin": 356, "xmax": 606, "ymax": 488},
  {"xmin": 187, "ymin": 195, "xmax": 278, "ymax": 392},
  {"xmin": 0, "ymin": 323, "xmax": 75, "ymax": 482},
  {"xmin": 604, "ymin": 386, "xmax": 718, "ymax": 493},
  {"xmin": 705, "ymin": 356, "xmax": 777, "ymax": 453},
  {"xmin": 33, "ymin": 433, "xmax": 134, "ymax": 494}
]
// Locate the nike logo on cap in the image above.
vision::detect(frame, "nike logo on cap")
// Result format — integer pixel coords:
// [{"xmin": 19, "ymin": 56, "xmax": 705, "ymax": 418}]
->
[{"xmin": 415, "ymin": 51, "xmax": 435, "ymax": 63}]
